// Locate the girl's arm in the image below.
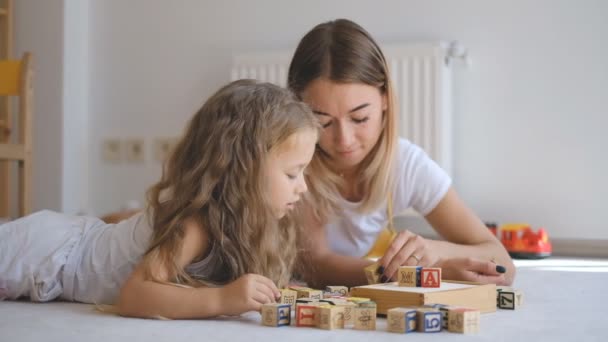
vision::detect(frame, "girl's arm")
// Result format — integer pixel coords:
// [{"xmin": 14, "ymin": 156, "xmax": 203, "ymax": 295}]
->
[
  {"xmin": 379, "ymin": 187, "xmax": 515, "ymax": 285},
  {"xmin": 117, "ymin": 219, "xmax": 280, "ymax": 319}
]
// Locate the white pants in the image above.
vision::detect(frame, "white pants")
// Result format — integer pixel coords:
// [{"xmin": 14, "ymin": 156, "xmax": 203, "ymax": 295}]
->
[{"xmin": 0, "ymin": 210, "xmax": 85, "ymax": 301}]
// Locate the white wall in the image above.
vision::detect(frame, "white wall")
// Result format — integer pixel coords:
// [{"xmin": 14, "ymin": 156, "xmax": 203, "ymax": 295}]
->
[
  {"xmin": 14, "ymin": 0, "xmax": 64, "ymax": 213},
  {"xmin": 19, "ymin": 0, "xmax": 608, "ymax": 240}
]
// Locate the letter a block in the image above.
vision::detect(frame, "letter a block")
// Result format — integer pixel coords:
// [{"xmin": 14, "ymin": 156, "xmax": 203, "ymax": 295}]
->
[{"xmin": 421, "ymin": 267, "xmax": 441, "ymax": 288}]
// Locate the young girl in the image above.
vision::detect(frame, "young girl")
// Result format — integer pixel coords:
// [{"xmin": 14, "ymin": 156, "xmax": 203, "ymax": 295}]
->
[
  {"xmin": 288, "ymin": 19, "xmax": 515, "ymax": 288},
  {"xmin": 0, "ymin": 79, "xmax": 319, "ymax": 319}
]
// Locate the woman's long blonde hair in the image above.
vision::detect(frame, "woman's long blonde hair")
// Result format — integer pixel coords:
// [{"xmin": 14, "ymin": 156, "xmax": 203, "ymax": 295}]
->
[
  {"xmin": 142, "ymin": 79, "xmax": 318, "ymax": 288},
  {"xmin": 288, "ymin": 19, "xmax": 398, "ymax": 221}
]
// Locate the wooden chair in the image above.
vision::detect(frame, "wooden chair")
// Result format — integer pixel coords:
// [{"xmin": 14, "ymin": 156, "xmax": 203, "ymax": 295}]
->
[{"xmin": 0, "ymin": 52, "xmax": 33, "ymax": 218}]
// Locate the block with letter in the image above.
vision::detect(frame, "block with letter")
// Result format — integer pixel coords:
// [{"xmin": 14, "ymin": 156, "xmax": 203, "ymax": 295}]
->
[
  {"xmin": 279, "ymin": 288, "xmax": 298, "ymax": 305},
  {"xmin": 318, "ymin": 305, "xmax": 345, "ymax": 330},
  {"xmin": 497, "ymin": 286, "xmax": 523, "ymax": 310},
  {"xmin": 325, "ymin": 285, "xmax": 349, "ymax": 297},
  {"xmin": 397, "ymin": 266, "xmax": 420, "ymax": 287},
  {"xmin": 261, "ymin": 303, "xmax": 291, "ymax": 327},
  {"xmin": 364, "ymin": 263, "xmax": 381, "ymax": 284},
  {"xmin": 421, "ymin": 267, "xmax": 441, "ymax": 288},
  {"xmin": 416, "ymin": 307, "xmax": 442, "ymax": 332},
  {"xmin": 386, "ymin": 307, "xmax": 417, "ymax": 333},
  {"xmin": 335, "ymin": 301, "xmax": 357, "ymax": 327},
  {"xmin": 295, "ymin": 303, "xmax": 320, "ymax": 327},
  {"xmin": 447, "ymin": 308, "xmax": 480, "ymax": 333},
  {"xmin": 354, "ymin": 301, "xmax": 377, "ymax": 330},
  {"xmin": 290, "ymin": 286, "xmax": 323, "ymax": 300}
]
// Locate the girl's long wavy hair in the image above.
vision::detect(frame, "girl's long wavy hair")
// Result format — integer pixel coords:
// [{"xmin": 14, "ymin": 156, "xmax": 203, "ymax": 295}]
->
[
  {"xmin": 142, "ymin": 79, "xmax": 318, "ymax": 288},
  {"xmin": 288, "ymin": 18, "xmax": 398, "ymax": 222}
]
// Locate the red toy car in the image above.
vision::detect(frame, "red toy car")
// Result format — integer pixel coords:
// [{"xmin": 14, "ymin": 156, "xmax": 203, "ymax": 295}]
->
[{"xmin": 486, "ymin": 223, "xmax": 552, "ymax": 259}]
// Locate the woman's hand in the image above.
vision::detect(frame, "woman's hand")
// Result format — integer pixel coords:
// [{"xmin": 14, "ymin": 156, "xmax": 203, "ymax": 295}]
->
[
  {"xmin": 219, "ymin": 274, "xmax": 281, "ymax": 316},
  {"xmin": 378, "ymin": 230, "xmax": 440, "ymax": 281},
  {"xmin": 437, "ymin": 257, "xmax": 508, "ymax": 285}
]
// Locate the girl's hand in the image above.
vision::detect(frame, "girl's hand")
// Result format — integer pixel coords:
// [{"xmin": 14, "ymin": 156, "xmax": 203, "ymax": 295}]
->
[
  {"xmin": 378, "ymin": 230, "xmax": 440, "ymax": 281},
  {"xmin": 437, "ymin": 257, "xmax": 508, "ymax": 285},
  {"xmin": 219, "ymin": 274, "xmax": 281, "ymax": 316}
]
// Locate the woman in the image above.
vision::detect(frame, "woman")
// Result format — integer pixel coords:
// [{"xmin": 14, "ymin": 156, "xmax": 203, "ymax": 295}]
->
[{"xmin": 289, "ymin": 19, "xmax": 514, "ymax": 288}]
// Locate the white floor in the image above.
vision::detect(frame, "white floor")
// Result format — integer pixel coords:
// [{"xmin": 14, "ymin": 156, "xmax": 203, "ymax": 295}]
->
[{"xmin": 1, "ymin": 258, "xmax": 607, "ymax": 342}]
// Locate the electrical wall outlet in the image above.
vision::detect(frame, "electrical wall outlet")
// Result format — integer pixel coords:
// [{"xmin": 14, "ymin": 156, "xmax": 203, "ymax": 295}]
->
[
  {"xmin": 102, "ymin": 139, "xmax": 123, "ymax": 163},
  {"xmin": 124, "ymin": 139, "xmax": 145, "ymax": 163},
  {"xmin": 153, "ymin": 137, "xmax": 178, "ymax": 163}
]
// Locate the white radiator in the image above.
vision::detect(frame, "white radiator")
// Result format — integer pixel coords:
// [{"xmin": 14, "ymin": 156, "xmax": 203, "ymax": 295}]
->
[{"xmin": 230, "ymin": 42, "xmax": 457, "ymax": 177}]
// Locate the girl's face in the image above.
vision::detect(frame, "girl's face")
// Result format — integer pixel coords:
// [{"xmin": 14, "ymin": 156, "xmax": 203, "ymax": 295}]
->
[
  {"xmin": 266, "ymin": 129, "xmax": 317, "ymax": 219},
  {"xmin": 302, "ymin": 78, "xmax": 386, "ymax": 174}
]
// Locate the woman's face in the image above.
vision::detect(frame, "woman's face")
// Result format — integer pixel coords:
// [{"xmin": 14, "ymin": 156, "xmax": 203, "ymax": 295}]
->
[{"xmin": 302, "ymin": 78, "xmax": 386, "ymax": 173}]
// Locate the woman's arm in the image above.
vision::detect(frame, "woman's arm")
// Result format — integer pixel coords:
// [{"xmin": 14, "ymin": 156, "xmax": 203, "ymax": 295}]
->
[
  {"xmin": 117, "ymin": 218, "xmax": 280, "ymax": 319},
  {"xmin": 380, "ymin": 187, "xmax": 515, "ymax": 285},
  {"xmin": 425, "ymin": 187, "xmax": 515, "ymax": 284}
]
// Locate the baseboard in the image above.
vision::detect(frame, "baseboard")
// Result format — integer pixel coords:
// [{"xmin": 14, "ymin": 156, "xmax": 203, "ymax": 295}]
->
[
  {"xmin": 551, "ymin": 238, "xmax": 608, "ymax": 258},
  {"xmin": 393, "ymin": 215, "xmax": 608, "ymax": 259}
]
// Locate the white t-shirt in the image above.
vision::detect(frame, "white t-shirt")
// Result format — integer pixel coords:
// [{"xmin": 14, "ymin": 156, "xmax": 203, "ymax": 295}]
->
[{"xmin": 326, "ymin": 138, "xmax": 452, "ymax": 257}]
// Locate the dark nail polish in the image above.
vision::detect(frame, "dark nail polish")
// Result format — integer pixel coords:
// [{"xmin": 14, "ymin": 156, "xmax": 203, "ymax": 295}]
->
[
  {"xmin": 380, "ymin": 275, "xmax": 388, "ymax": 283},
  {"xmin": 377, "ymin": 266, "xmax": 385, "ymax": 274},
  {"xmin": 496, "ymin": 265, "xmax": 506, "ymax": 273}
]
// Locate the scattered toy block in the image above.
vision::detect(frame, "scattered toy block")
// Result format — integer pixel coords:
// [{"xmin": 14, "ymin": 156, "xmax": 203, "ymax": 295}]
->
[
  {"xmin": 397, "ymin": 266, "xmax": 420, "ymax": 287},
  {"xmin": 335, "ymin": 301, "xmax": 357, "ymax": 327},
  {"xmin": 386, "ymin": 307, "xmax": 417, "ymax": 333},
  {"xmin": 421, "ymin": 267, "xmax": 441, "ymax": 288},
  {"xmin": 364, "ymin": 263, "xmax": 382, "ymax": 284},
  {"xmin": 295, "ymin": 303, "xmax": 320, "ymax": 327},
  {"xmin": 325, "ymin": 285, "xmax": 349, "ymax": 297},
  {"xmin": 430, "ymin": 304, "xmax": 450, "ymax": 329},
  {"xmin": 416, "ymin": 307, "xmax": 442, "ymax": 332},
  {"xmin": 497, "ymin": 286, "xmax": 523, "ymax": 310},
  {"xmin": 354, "ymin": 301, "xmax": 377, "ymax": 330},
  {"xmin": 318, "ymin": 305, "xmax": 345, "ymax": 330},
  {"xmin": 261, "ymin": 303, "xmax": 291, "ymax": 327},
  {"xmin": 346, "ymin": 296, "xmax": 371, "ymax": 304},
  {"xmin": 279, "ymin": 288, "xmax": 298, "ymax": 305},
  {"xmin": 447, "ymin": 308, "xmax": 480, "ymax": 334},
  {"xmin": 290, "ymin": 286, "xmax": 323, "ymax": 300}
]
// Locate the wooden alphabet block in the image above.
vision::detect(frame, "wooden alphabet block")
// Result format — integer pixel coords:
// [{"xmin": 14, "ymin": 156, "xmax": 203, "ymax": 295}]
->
[
  {"xmin": 290, "ymin": 286, "xmax": 323, "ymax": 300},
  {"xmin": 295, "ymin": 298, "xmax": 319, "ymax": 305},
  {"xmin": 295, "ymin": 303, "xmax": 320, "ymax": 327},
  {"xmin": 421, "ymin": 267, "xmax": 441, "ymax": 287},
  {"xmin": 387, "ymin": 307, "xmax": 417, "ymax": 333},
  {"xmin": 397, "ymin": 266, "xmax": 420, "ymax": 287},
  {"xmin": 432, "ymin": 304, "xmax": 451, "ymax": 329},
  {"xmin": 279, "ymin": 289, "xmax": 298, "ymax": 305},
  {"xmin": 318, "ymin": 305, "xmax": 345, "ymax": 330},
  {"xmin": 447, "ymin": 308, "xmax": 480, "ymax": 334},
  {"xmin": 335, "ymin": 301, "xmax": 357, "ymax": 327},
  {"xmin": 345, "ymin": 296, "xmax": 371, "ymax": 304},
  {"xmin": 364, "ymin": 263, "xmax": 381, "ymax": 284},
  {"xmin": 354, "ymin": 301, "xmax": 377, "ymax": 330},
  {"xmin": 325, "ymin": 285, "xmax": 349, "ymax": 297},
  {"xmin": 261, "ymin": 303, "xmax": 291, "ymax": 327},
  {"xmin": 497, "ymin": 287, "xmax": 523, "ymax": 310},
  {"xmin": 416, "ymin": 307, "xmax": 442, "ymax": 332}
]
